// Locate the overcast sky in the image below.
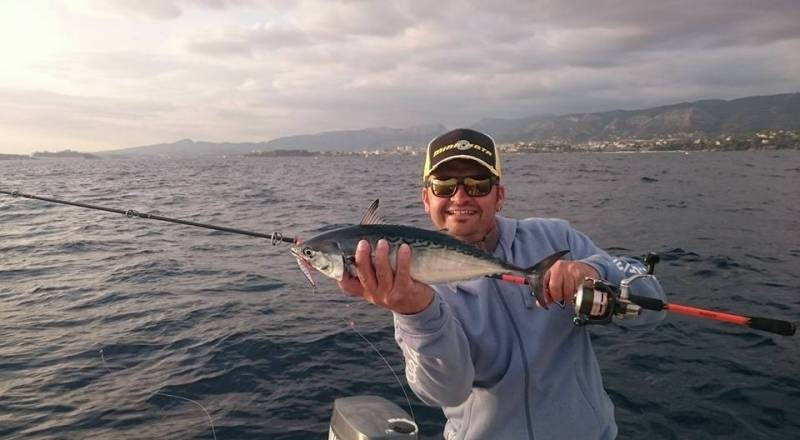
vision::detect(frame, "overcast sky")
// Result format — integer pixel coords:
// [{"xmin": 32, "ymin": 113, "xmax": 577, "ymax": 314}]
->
[{"xmin": 1, "ymin": 0, "xmax": 798, "ymax": 153}]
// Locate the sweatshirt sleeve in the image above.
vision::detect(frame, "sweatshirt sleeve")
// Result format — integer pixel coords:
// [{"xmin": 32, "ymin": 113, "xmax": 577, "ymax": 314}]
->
[
  {"xmin": 564, "ymin": 223, "xmax": 667, "ymax": 329},
  {"xmin": 392, "ymin": 293, "xmax": 475, "ymax": 407}
]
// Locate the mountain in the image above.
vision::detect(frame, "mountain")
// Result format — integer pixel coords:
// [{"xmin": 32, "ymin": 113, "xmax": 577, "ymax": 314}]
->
[
  {"xmin": 99, "ymin": 138, "xmax": 270, "ymax": 157},
  {"xmin": 100, "ymin": 124, "xmax": 447, "ymax": 157},
  {"xmin": 99, "ymin": 93, "xmax": 798, "ymax": 156},
  {"xmin": 472, "ymin": 93, "xmax": 800, "ymax": 143},
  {"xmin": 32, "ymin": 149, "xmax": 99, "ymax": 159},
  {"xmin": 259, "ymin": 124, "xmax": 447, "ymax": 152}
]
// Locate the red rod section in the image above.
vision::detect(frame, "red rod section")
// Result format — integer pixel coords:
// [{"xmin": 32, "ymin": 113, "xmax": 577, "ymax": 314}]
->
[
  {"xmin": 498, "ymin": 274, "xmax": 528, "ymax": 285},
  {"xmin": 664, "ymin": 303, "xmax": 749, "ymax": 325}
]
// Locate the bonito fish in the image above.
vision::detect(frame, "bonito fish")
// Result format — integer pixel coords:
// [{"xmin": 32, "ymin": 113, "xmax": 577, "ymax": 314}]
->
[{"xmin": 290, "ymin": 200, "xmax": 568, "ymax": 307}]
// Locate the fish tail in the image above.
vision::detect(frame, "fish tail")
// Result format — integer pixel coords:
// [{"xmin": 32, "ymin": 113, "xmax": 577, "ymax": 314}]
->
[{"xmin": 523, "ymin": 250, "xmax": 570, "ymax": 310}]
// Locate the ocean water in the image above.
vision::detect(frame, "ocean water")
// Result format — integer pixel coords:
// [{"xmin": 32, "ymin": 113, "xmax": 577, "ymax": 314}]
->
[{"xmin": 0, "ymin": 151, "xmax": 798, "ymax": 439}]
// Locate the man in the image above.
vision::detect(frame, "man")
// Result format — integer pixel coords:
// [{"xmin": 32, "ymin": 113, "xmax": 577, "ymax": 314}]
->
[{"xmin": 338, "ymin": 128, "xmax": 665, "ymax": 439}]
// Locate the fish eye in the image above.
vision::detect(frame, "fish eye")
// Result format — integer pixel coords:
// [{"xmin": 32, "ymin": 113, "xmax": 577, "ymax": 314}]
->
[{"xmin": 302, "ymin": 247, "xmax": 313, "ymax": 257}]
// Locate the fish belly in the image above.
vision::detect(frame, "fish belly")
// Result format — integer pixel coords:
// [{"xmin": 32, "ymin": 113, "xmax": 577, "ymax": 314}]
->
[{"xmin": 407, "ymin": 249, "xmax": 506, "ymax": 285}]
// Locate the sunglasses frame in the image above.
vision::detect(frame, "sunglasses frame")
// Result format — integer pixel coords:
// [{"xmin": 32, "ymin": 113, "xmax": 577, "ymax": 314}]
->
[{"xmin": 425, "ymin": 175, "xmax": 499, "ymax": 198}]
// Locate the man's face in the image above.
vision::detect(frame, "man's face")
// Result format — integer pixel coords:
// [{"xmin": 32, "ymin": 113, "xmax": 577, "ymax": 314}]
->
[{"xmin": 422, "ymin": 159, "xmax": 505, "ymax": 243}]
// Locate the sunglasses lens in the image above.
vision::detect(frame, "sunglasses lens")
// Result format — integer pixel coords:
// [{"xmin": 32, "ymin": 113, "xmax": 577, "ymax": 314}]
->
[
  {"xmin": 430, "ymin": 178, "xmax": 458, "ymax": 197},
  {"xmin": 464, "ymin": 177, "xmax": 494, "ymax": 196},
  {"xmin": 429, "ymin": 176, "xmax": 495, "ymax": 197}
]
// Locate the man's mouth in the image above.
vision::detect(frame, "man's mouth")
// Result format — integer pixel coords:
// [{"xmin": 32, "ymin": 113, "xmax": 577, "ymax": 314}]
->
[{"xmin": 446, "ymin": 208, "xmax": 477, "ymax": 216}]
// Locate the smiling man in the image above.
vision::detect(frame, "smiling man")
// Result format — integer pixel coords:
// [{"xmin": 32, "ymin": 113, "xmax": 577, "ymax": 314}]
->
[
  {"xmin": 338, "ymin": 128, "xmax": 665, "ymax": 439},
  {"xmin": 421, "ymin": 132, "xmax": 504, "ymax": 247}
]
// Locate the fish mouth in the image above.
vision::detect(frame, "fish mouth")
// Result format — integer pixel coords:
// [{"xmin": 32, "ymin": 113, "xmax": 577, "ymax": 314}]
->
[{"xmin": 294, "ymin": 256, "xmax": 317, "ymax": 290}]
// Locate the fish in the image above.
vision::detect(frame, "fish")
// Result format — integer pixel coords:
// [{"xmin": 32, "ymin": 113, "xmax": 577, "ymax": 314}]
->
[{"xmin": 290, "ymin": 200, "xmax": 568, "ymax": 308}]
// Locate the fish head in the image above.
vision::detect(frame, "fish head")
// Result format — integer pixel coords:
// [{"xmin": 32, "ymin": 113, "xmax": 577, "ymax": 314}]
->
[{"xmin": 289, "ymin": 239, "xmax": 346, "ymax": 281}]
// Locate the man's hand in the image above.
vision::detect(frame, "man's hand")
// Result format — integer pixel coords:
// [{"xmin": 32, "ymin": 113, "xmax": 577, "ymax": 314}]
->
[
  {"xmin": 541, "ymin": 261, "xmax": 599, "ymax": 307},
  {"xmin": 337, "ymin": 239, "xmax": 434, "ymax": 315}
]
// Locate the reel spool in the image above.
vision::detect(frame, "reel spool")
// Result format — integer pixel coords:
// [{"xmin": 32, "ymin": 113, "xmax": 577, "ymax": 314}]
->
[
  {"xmin": 573, "ymin": 253, "xmax": 661, "ymax": 326},
  {"xmin": 573, "ymin": 277, "xmax": 647, "ymax": 325}
]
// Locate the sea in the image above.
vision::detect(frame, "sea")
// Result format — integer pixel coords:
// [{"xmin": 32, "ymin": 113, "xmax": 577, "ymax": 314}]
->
[{"xmin": 1, "ymin": 150, "xmax": 798, "ymax": 439}]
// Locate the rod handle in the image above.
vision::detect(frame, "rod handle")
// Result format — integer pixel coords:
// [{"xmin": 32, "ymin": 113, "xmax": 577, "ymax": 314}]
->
[{"xmin": 748, "ymin": 316, "xmax": 797, "ymax": 336}]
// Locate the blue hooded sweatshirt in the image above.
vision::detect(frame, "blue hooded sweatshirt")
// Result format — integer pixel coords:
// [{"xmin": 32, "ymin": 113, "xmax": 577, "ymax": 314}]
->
[{"xmin": 393, "ymin": 215, "xmax": 666, "ymax": 440}]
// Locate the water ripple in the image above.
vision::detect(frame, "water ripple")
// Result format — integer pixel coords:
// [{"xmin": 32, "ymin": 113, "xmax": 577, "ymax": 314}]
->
[{"xmin": 1, "ymin": 152, "xmax": 798, "ymax": 439}]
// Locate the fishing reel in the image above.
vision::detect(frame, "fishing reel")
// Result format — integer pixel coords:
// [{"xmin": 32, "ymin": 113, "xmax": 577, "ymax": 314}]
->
[{"xmin": 573, "ymin": 253, "xmax": 660, "ymax": 326}]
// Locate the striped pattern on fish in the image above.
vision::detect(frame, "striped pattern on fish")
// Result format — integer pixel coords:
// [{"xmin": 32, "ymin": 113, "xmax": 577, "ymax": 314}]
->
[{"xmin": 289, "ymin": 200, "xmax": 568, "ymax": 306}]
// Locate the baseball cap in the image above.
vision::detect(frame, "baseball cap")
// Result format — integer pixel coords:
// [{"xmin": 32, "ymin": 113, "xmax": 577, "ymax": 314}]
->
[{"xmin": 422, "ymin": 128, "xmax": 501, "ymax": 180}]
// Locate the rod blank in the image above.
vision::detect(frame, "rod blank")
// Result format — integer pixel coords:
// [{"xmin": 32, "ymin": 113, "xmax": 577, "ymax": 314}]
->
[
  {"xmin": 0, "ymin": 189, "xmax": 295, "ymax": 244},
  {"xmin": 629, "ymin": 293, "xmax": 796, "ymax": 336}
]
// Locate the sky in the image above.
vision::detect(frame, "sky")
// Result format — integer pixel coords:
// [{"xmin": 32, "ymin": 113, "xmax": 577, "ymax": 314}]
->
[{"xmin": 0, "ymin": 0, "xmax": 798, "ymax": 154}]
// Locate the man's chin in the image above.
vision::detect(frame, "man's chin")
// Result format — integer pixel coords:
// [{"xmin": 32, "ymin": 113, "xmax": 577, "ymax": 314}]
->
[{"xmin": 445, "ymin": 223, "xmax": 481, "ymax": 240}]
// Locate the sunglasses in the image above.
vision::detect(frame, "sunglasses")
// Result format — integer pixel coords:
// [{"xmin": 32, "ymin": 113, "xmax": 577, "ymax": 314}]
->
[{"xmin": 426, "ymin": 175, "xmax": 498, "ymax": 197}]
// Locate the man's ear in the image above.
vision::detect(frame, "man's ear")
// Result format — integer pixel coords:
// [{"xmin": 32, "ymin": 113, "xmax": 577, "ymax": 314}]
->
[
  {"xmin": 495, "ymin": 184, "xmax": 505, "ymax": 212},
  {"xmin": 421, "ymin": 187, "xmax": 431, "ymax": 214}
]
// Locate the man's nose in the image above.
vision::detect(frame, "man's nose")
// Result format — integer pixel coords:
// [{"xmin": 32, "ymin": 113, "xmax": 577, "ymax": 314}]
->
[{"xmin": 450, "ymin": 183, "xmax": 471, "ymax": 202}]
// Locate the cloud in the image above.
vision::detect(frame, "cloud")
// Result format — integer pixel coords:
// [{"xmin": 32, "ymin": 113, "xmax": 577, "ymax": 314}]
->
[
  {"xmin": 185, "ymin": 23, "xmax": 311, "ymax": 56},
  {"xmin": 81, "ymin": 0, "xmax": 254, "ymax": 20},
  {"xmin": 1, "ymin": 0, "xmax": 798, "ymax": 153},
  {"xmin": 87, "ymin": 0, "xmax": 183, "ymax": 19},
  {"xmin": 292, "ymin": 1, "xmax": 415, "ymax": 38}
]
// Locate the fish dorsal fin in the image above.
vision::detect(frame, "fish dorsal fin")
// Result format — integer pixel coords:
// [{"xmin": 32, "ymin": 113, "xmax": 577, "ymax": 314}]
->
[{"xmin": 359, "ymin": 199, "xmax": 385, "ymax": 225}]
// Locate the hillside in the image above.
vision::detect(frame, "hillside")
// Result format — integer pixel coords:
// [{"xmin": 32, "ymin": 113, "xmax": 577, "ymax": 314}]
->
[{"xmin": 98, "ymin": 93, "xmax": 799, "ymax": 156}]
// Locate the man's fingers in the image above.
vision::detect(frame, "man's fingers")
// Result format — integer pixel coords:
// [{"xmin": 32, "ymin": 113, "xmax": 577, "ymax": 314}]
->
[
  {"xmin": 384, "ymin": 243, "xmax": 409, "ymax": 307},
  {"xmin": 548, "ymin": 264, "xmax": 565, "ymax": 304},
  {"xmin": 568, "ymin": 263, "xmax": 599, "ymax": 304},
  {"xmin": 374, "ymin": 239, "xmax": 394, "ymax": 290},
  {"xmin": 337, "ymin": 271, "xmax": 364, "ymax": 298},
  {"xmin": 545, "ymin": 262, "xmax": 598, "ymax": 307},
  {"xmin": 355, "ymin": 240, "xmax": 377, "ymax": 292},
  {"xmin": 559, "ymin": 265, "xmax": 576, "ymax": 304},
  {"xmin": 539, "ymin": 269, "xmax": 552, "ymax": 307},
  {"xmin": 394, "ymin": 243, "xmax": 412, "ymax": 281},
  {"xmin": 562, "ymin": 275, "xmax": 575, "ymax": 305}
]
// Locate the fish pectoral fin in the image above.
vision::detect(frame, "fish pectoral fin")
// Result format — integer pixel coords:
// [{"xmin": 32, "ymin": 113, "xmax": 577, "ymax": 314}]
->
[
  {"xmin": 344, "ymin": 254, "xmax": 356, "ymax": 274},
  {"xmin": 359, "ymin": 199, "xmax": 385, "ymax": 225},
  {"xmin": 335, "ymin": 242, "xmax": 358, "ymax": 279}
]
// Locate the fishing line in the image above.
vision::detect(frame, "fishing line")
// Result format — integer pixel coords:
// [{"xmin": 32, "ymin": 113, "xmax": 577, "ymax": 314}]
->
[
  {"xmin": 344, "ymin": 307, "xmax": 417, "ymax": 424},
  {"xmin": 99, "ymin": 348, "xmax": 218, "ymax": 440}
]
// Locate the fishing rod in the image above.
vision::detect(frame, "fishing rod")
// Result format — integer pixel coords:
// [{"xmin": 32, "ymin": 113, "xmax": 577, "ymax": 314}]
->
[
  {"xmin": 4, "ymin": 189, "xmax": 795, "ymax": 336},
  {"xmin": 572, "ymin": 254, "xmax": 796, "ymax": 336},
  {"xmin": 0, "ymin": 189, "xmax": 297, "ymax": 245},
  {"xmin": 491, "ymin": 269, "xmax": 796, "ymax": 336}
]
